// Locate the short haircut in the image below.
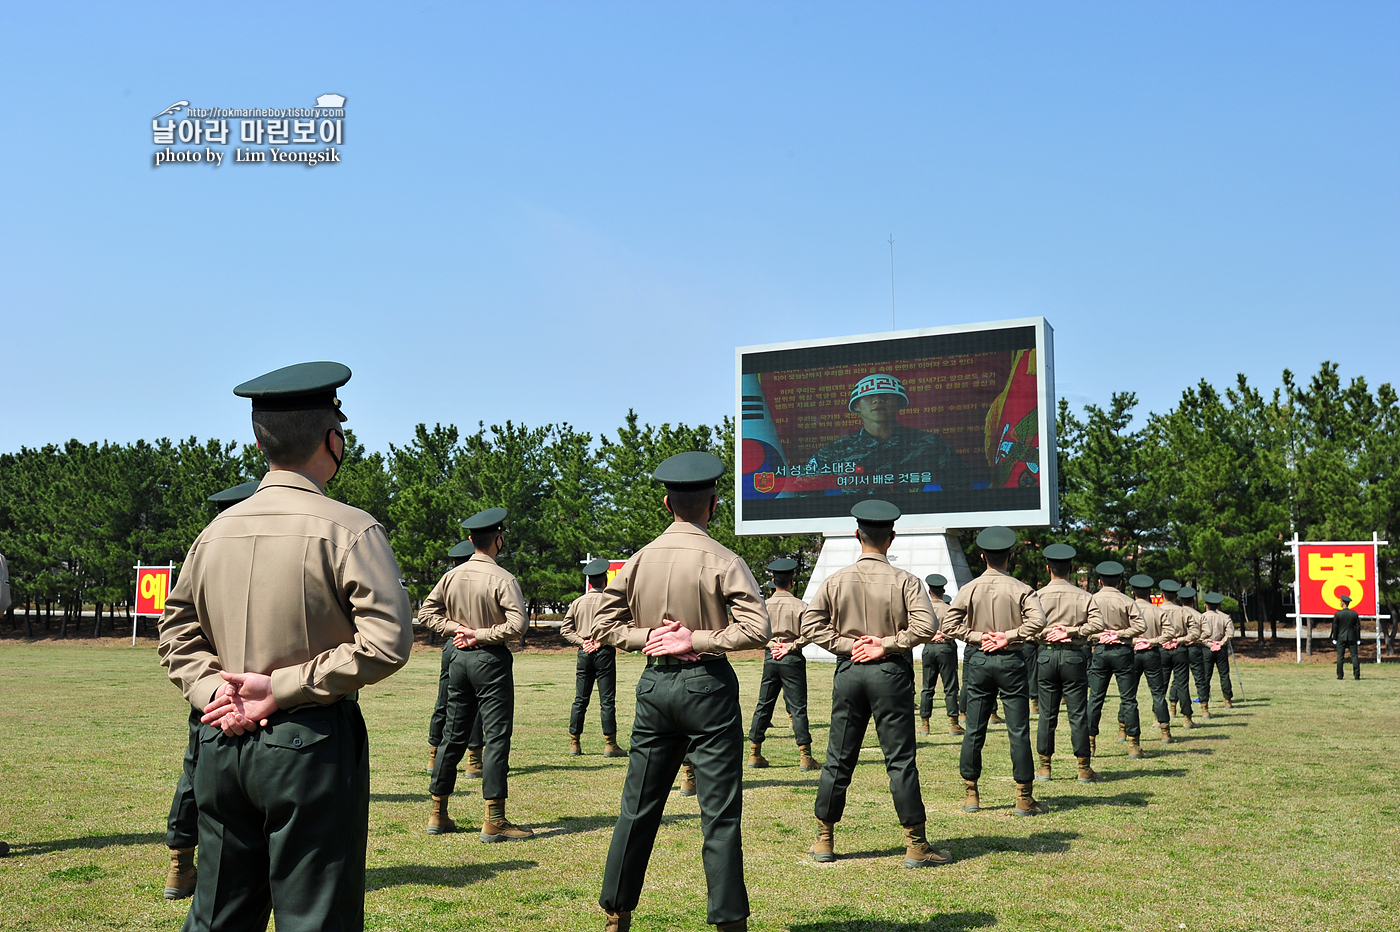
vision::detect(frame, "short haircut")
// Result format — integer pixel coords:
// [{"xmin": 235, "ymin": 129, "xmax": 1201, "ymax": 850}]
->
[
  {"xmin": 587, "ymin": 573, "xmax": 609, "ymax": 590},
  {"xmin": 1100, "ymin": 574, "xmax": 1123, "ymax": 587},
  {"xmin": 469, "ymin": 530, "xmax": 501, "ymax": 550},
  {"xmin": 857, "ymin": 525, "xmax": 894, "ymax": 547},
  {"xmin": 667, "ymin": 485, "xmax": 715, "ymax": 522},
  {"xmin": 772, "ymin": 570, "xmax": 795, "ymax": 589},
  {"xmin": 1047, "ymin": 558, "xmax": 1073, "ymax": 577},
  {"xmin": 251, "ymin": 408, "xmax": 341, "ymax": 467},
  {"xmin": 982, "ymin": 547, "xmax": 1011, "ymax": 566}
]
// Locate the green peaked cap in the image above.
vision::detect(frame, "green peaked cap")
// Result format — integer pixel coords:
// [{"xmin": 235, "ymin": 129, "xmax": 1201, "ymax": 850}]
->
[
  {"xmin": 976, "ymin": 526, "xmax": 1018, "ymax": 550},
  {"xmin": 234, "ymin": 361, "xmax": 351, "ymax": 422},
  {"xmin": 462, "ymin": 507, "xmax": 508, "ymax": 531},
  {"xmin": 851, "ymin": 499, "xmax": 900, "ymax": 525},
  {"xmin": 1204, "ymin": 592, "xmax": 1224, "ymax": 605},
  {"xmin": 925, "ymin": 573, "xmax": 947, "ymax": 587},
  {"xmin": 1096, "ymin": 560, "xmax": 1125, "ymax": 576},
  {"xmin": 584, "ymin": 558, "xmax": 611, "ymax": 576},
  {"xmin": 768, "ymin": 558, "xmax": 798, "ymax": 573},
  {"xmin": 654, "ymin": 451, "xmax": 725, "ymax": 489},
  {"xmin": 447, "ymin": 540, "xmax": 474, "ymax": 558},
  {"xmin": 1043, "ymin": 543, "xmax": 1076, "ymax": 560},
  {"xmin": 208, "ymin": 480, "xmax": 260, "ymax": 511},
  {"xmin": 1128, "ymin": 573, "xmax": 1154, "ymax": 588}
]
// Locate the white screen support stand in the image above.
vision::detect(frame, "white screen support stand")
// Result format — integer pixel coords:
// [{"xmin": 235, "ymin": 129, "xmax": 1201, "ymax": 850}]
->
[{"xmin": 800, "ymin": 530, "xmax": 972, "ymax": 663}]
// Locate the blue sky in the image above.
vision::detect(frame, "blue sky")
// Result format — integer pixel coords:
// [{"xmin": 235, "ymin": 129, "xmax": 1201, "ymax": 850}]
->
[{"xmin": 2, "ymin": 2, "xmax": 1396, "ymax": 455}]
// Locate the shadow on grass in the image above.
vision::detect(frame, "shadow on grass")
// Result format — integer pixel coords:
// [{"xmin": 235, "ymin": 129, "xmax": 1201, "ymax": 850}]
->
[
  {"xmin": 1044, "ymin": 791, "xmax": 1151, "ymax": 812},
  {"xmin": 511, "ymin": 762, "xmax": 619, "ymax": 776},
  {"xmin": 838, "ymin": 830, "xmax": 1077, "ymax": 862},
  {"xmin": 743, "ymin": 777, "xmax": 819, "ymax": 789},
  {"xmin": 791, "ymin": 909, "xmax": 997, "ymax": 931},
  {"xmin": 366, "ymin": 858, "xmax": 535, "ymax": 890},
  {"xmin": 9, "ymin": 831, "xmax": 164, "ymax": 855},
  {"xmin": 1100, "ymin": 767, "xmax": 1187, "ymax": 780},
  {"xmin": 371, "ymin": 793, "xmax": 431, "ymax": 803},
  {"xmin": 530, "ymin": 812, "xmax": 700, "ymax": 838}
]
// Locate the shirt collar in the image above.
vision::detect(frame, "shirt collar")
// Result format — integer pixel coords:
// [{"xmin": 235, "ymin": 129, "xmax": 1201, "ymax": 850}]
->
[
  {"xmin": 469, "ymin": 552, "xmax": 498, "ymax": 566},
  {"xmin": 856, "ymin": 552, "xmax": 890, "ymax": 565},
  {"xmin": 662, "ymin": 521, "xmax": 711, "ymax": 538},
  {"xmin": 257, "ymin": 470, "xmax": 324, "ymax": 496}
]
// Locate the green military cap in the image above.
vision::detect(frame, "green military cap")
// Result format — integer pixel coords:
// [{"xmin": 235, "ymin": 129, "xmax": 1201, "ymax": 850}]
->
[
  {"xmin": 462, "ymin": 507, "xmax": 508, "ymax": 532},
  {"xmin": 447, "ymin": 540, "xmax": 474, "ymax": 559},
  {"xmin": 1178, "ymin": 586, "xmax": 1197, "ymax": 599},
  {"xmin": 1339, "ymin": 594, "xmax": 1352, "ymax": 604},
  {"xmin": 234, "ymin": 361, "xmax": 351, "ymax": 422},
  {"xmin": 976, "ymin": 526, "xmax": 1018, "ymax": 551},
  {"xmin": 942, "ymin": 594, "xmax": 952, "ymax": 603},
  {"xmin": 1096, "ymin": 560, "xmax": 1125, "ymax": 576},
  {"xmin": 584, "ymin": 557, "xmax": 611, "ymax": 576},
  {"xmin": 925, "ymin": 573, "xmax": 948, "ymax": 587},
  {"xmin": 851, "ymin": 499, "xmax": 900, "ymax": 526},
  {"xmin": 1128, "ymin": 573, "xmax": 1155, "ymax": 588},
  {"xmin": 1204, "ymin": 592, "xmax": 1225, "ymax": 605},
  {"xmin": 654, "ymin": 451, "xmax": 725, "ymax": 490},
  {"xmin": 1159, "ymin": 579, "xmax": 1181, "ymax": 593},
  {"xmin": 1043, "ymin": 543, "xmax": 1076, "ymax": 561},
  {"xmin": 768, "ymin": 558, "xmax": 799, "ymax": 573},
  {"xmin": 208, "ymin": 480, "xmax": 260, "ymax": 512}
]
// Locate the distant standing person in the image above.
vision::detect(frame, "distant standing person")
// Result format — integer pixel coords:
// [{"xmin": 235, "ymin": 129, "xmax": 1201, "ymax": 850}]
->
[
  {"xmin": 801, "ymin": 501, "xmax": 949, "ymax": 867},
  {"xmin": 158, "ymin": 362, "xmax": 414, "ymax": 931},
  {"xmin": 1085, "ymin": 568, "xmax": 1147, "ymax": 758},
  {"xmin": 748, "ymin": 558, "xmax": 818, "ymax": 772},
  {"xmin": 1158, "ymin": 579, "xmax": 1196, "ymax": 729},
  {"xmin": 919, "ymin": 574, "xmax": 964, "ymax": 737},
  {"xmin": 427, "ymin": 540, "xmax": 486, "ymax": 776},
  {"xmin": 1331, "ymin": 594, "xmax": 1362, "ymax": 681},
  {"xmin": 591, "ymin": 452, "xmax": 770, "ymax": 932},
  {"xmin": 1033, "ymin": 546, "xmax": 1101, "ymax": 784},
  {"xmin": 1129, "ymin": 574, "xmax": 1177, "ymax": 744},
  {"xmin": 1177, "ymin": 587, "xmax": 1210, "ymax": 718},
  {"xmin": 1199, "ymin": 593, "xmax": 1236, "ymax": 706},
  {"xmin": 419, "ymin": 507, "xmax": 535, "ymax": 841},
  {"xmin": 562, "ymin": 558, "xmax": 626, "ymax": 758}
]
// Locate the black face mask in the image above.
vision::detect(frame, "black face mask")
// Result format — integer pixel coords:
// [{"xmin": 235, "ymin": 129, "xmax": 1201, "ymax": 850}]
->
[{"xmin": 326, "ymin": 429, "xmax": 344, "ymax": 482}]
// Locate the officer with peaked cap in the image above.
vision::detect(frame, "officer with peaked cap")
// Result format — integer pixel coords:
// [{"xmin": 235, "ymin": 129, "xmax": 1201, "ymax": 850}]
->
[
  {"xmin": 1032, "ymin": 545, "xmax": 1102, "ymax": 784},
  {"xmin": 1199, "ymin": 592, "xmax": 1236, "ymax": 706},
  {"xmin": 802, "ymin": 500, "xmax": 949, "ymax": 867},
  {"xmin": 591, "ymin": 451, "xmax": 769, "ymax": 932},
  {"xmin": 427, "ymin": 541, "xmax": 486, "ymax": 776},
  {"xmin": 919, "ymin": 573, "xmax": 964, "ymax": 737},
  {"xmin": 940, "ymin": 526, "xmax": 1048, "ymax": 816},
  {"xmin": 747, "ymin": 558, "xmax": 818, "ymax": 772},
  {"xmin": 418, "ymin": 507, "xmax": 534, "ymax": 841},
  {"xmin": 1157, "ymin": 579, "xmax": 1195, "ymax": 728},
  {"xmin": 159, "ymin": 362, "xmax": 413, "ymax": 932},
  {"xmin": 1177, "ymin": 587, "xmax": 1210, "ymax": 718},
  {"xmin": 1331, "ymin": 594, "xmax": 1362, "ymax": 680},
  {"xmin": 562, "ymin": 558, "xmax": 627, "ymax": 758},
  {"xmin": 161, "ymin": 479, "xmax": 260, "ymax": 901},
  {"xmin": 1129, "ymin": 574, "xmax": 1177, "ymax": 744},
  {"xmin": 1083, "ymin": 562, "xmax": 1147, "ymax": 758}
]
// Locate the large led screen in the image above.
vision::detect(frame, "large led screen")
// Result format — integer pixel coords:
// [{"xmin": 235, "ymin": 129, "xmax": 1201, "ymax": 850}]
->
[{"xmin": 735, "ymin": 318, "xmax": 1057, "ymax": 535}]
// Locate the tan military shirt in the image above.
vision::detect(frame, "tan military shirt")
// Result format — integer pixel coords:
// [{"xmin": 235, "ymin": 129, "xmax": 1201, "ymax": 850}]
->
[
  {"xmin": 591, "ymin": 521, "xmax": 769, "ymax": 654},
  {"xmin": 1178, "ymin": 604, "xmax": 1205, "ymax": 644},
  {"xmin": 560, "ymin": 588, "xmax": 607, "ymax": 645},
  {"xmin": 1157, "ymin": 601, "xmax": 1188, "ymax": 643},
  {"xmin": 1201, "ymin": 609, "xmax": 1234, "ymax": 645},
  {"xmin": 801, "ymin": 553, "xmax": 937, "ymax": 656},
  {"xmin": 765, "ymin": 590, "xmax": 808, "ymax": 648},
  {"xmin": 158, "ymin": 470, "xmax": 414, "ymax": 711},
  {"xmin": 1134, "ymin": 597, "xmax": 1171, "ymax": 645},
  {"xmin": 939, "ymin": 567, "xmax": 1046, "ymax": 648},
  {"xmin": 1088, "ymin": 585, "xmax": 1146, "ymax": 644},
  {"xmin": 929, "ymin": 598, "xmax": 950, "ymax": 640},
  {"xmin": 1035, "ymin": 578, "xmax": 1096, "ymax": 644},
  {"xmin": 417, "ymin": 552, "xmax": 528, "ymax": 646}
]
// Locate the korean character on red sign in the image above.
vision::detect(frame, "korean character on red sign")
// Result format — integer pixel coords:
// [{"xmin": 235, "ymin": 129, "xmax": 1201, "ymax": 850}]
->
[
  {"xmin": 266, "ymin": 119, "xmax": 290, "ymax": 144},
  {"xmin": 152, "ymin": 119, "xmax": 176, "ymax": 145},
  {"xmin": 204, "ymin": 120, "xmax": 229, "ymax": 145},
  {"xmin": 319, "ymin": 119, "xmax": 343, "ymax": 144},
  {"xmin": 292, "ymin": 119, "xmax": 316, "ymax": 143},
  {"xmin": 178, "ymin": 119, "xmax": 203, "ymax": 144},
  {"xmin": 240, "ymin": 120, "xmax": 265, "ymax": 144}
]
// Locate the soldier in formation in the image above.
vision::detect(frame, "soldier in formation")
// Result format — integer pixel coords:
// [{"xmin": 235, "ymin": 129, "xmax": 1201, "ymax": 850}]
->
[
  {"xmin": 747, "ymin": 558, "xmax": 817, "ymax": 772},
  {"xmin": 591, "ymin": 452, "xmax": 769, "ymax": 932},
  {"xmin": 1084, "ymin": 564, "xmax": 1146, "ymax": 758},
  {"xmin": 1178, "ymin": 587, "xmax": 1212, "ymax": 719},
  {"xmin": 918, "ymin": 574, "xmax": 964, "ymax": 737},
  {"xmin": 801, "ymin": 501, "xmax": 949, "ymax": 867},
  {"xmin": 427, "ymin": 540, "xmax": 485, "ymax": 777},
  {"xmin": 1033, "ymin": 545, "xmax": 1100, "ymax": 784},
  {"xmin": 158, "ymin": 362, "xmax": 414, "ymax": 930},
  {"xmin": 419, "ymin": 507, "xmax": 534, "ymax": 841},
  {"xmin": 1158, "ymin": 579, "xmax": 1196, "ymax": 729},
  {"xmin": 1200, "ymin": 592, "xmax": 1236, "ymax": 707},
  {"xmin": 1332, "ymin": 594, "xmax": 1362, "ymax": 680},
  {"xmin": 1129, "ymin": 574, "xmax": 1177, "ymax": 744},
  {"xmin": 562, "ymin": 558, "xmax": 627, "ymax": 758}
]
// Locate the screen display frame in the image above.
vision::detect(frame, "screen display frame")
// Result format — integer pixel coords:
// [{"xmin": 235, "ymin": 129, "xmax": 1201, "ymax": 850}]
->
[{"xmin": 734, "ymin": 316, "xmax": 1058, "ymax": 536}]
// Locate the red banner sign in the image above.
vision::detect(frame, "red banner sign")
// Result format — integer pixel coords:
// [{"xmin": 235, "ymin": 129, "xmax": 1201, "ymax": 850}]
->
[
  {"xmin": 1296, "ymin": 544, "xmax": 1376, "ymax": 616},
  {"xmin": 135, "ymin": 566, "xmax": 173, "ymax": 616}
]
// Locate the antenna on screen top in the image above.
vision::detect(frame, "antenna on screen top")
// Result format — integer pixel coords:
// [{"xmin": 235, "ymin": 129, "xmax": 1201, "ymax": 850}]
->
[{"xmin": 887, "ymin": 234, "xmax": 896, "ymax": 330}]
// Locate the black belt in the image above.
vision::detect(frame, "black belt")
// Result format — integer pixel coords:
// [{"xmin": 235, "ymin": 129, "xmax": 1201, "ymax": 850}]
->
[
  {"xmin": 1042, "ymin": 642, "xmax": 1085, "ymax": 651},
  {"xmin": 647, "ymin": 654, "xmax": 725, "ymax": 668},
  {"xmin": 1099, "ymin": 642, "xmax": 1130, "ymax": 650}
]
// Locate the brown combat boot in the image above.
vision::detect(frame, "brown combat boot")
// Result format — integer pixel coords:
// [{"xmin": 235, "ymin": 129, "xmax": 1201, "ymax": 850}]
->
[
  {"xmin": 1181, "ymin": 714, "xmax": 1194, "ymax": 730},
  {"xmin": 163, "ymin": 847, "xmax": 196, "ymax": 900},
  {"xmin": 919, "ymin": 716, "xmax": 931, "ymax": 735},
  {"xmin": 948, "ymin": 715, "xmax": 965, "ymax": 735},
  {"xmin": 1200, "ymin": 702, "xmax": 1212, "ymax": 720},
  {"xmin": 747, "ymin": 741, "xmax": 770, "ymax": 769},
  {"xmin": 569, "ymin": 734, "xmax": 583, "ymax": 757},
  {"xmin": 481, "ymin": 799, "xmax": 533, "ymax": 842},
  {"xmin": 716, "ymin": 921, "xmax": 748, "ymax": 932},
  {"xmin": 1014, "ymin": 782, "xmax": 1049, "ymax": 816},
  {"xmin": 903, "ymin": 822, "xmax": 952, "ymax": 868},
  {"xmin": 961, "ymin": 779, "xmax": 980, "ymax": 812},
  {"xmin": 1223, "ymin": 698, "xmax": 1233, "ymax": 709},
  {"xmin": 798, "ymin": 744, "xmax": 819, "ymax": 772},
  {"xmin": 679, "ymin": 762, "xmax": 697, "ymax": 796},
  {"xmin": 1030, "ymin": 698, "xmax": 1040, "ymax": 714},
  {"xmin": 428, "ymin": 745, "xmax": 438, "ymax": 770},
  {"xmin": 988, "ymin": 710, "xmax": 1004, "ymax": 725},
  {"xmin": 465, "ymin": 747, "xmax": 483, "ymax": 779},
  {"xmin": 1170, "ymin": 700, "xmax": 1178, "ymax": 718},
  {"xmin": 1117, "ymin": 722, "xmax": 1128, "ymax": 743},
  {"xmin": 1127, "ymin": 736, "xmax": 1146, "ymax": 759},
  {"xmin": 1160, "ymin": 723, "xmax": 1173, "ymax": 744},
  {"xmin": 1035, "ymin": 753, "xmax": 1052, "ymax": 783},
  {"xmin": 604, "ymin": 909, "xmax": 631, "ymax": 932},
  {"xmin": 788, "ymin": 713, "xmax": 794, "ymax": 731},
  {"xmin": 959, "ymin": 713, "xmax": 968, "ymax": 725},
  {"xmin": 427, "ymin": 795, "xmax": 455, "ymax": 835},
  {"xmin": 811, "ymin": 818, "xmax": 836, "ymax": 862},
  {"xmin": 603, "ymin": 734, "xmax": 627, "ymax": 758},
  {"xmin": 1076, "ymin": 756, "xmax": 1101, "ymax": 783}
]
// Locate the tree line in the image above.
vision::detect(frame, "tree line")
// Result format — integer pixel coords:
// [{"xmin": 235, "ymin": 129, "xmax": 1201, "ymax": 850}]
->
[{"xmin": 0, "ymin": 362, "xmax": 1394, "ymax": 644}]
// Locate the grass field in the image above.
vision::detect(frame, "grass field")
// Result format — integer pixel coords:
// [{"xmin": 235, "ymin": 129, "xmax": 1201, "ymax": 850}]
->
[{"xmin": 0, "ymin": 640, "xmax": 1396, "ymax": 932}]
